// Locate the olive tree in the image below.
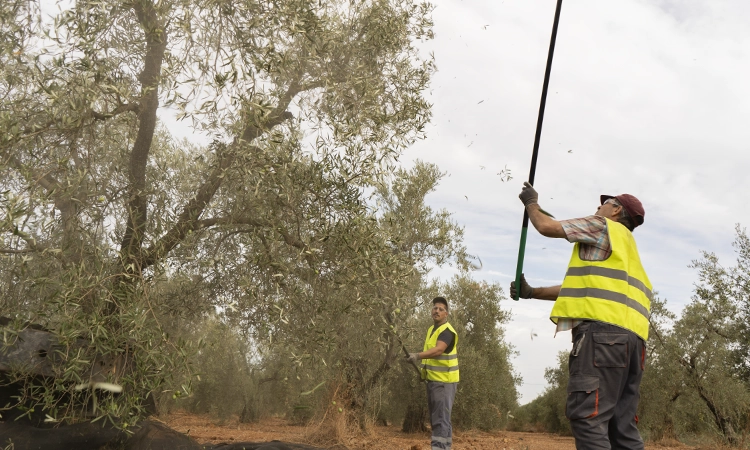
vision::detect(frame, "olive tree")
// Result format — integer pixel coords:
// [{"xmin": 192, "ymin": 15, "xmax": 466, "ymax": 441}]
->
[
  {"xmin": 0, "ymin": 0, "xmax": 437, "ymax": 425},
  {"xmin": 644, "ymin": 249, "xmax": 750, "ymax": 445},
  {"xmin": 228, "ymin": 161, "xmax": 469, "ymax": 423}
]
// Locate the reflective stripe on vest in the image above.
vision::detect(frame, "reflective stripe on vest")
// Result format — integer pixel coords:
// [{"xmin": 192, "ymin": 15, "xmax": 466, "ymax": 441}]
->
[
  {"xmin": 551, "ymin": 218, "xmax": 652, "ymax": 340},
  {"xmin": 422, "ymin": 322, "xmax": 459, "ymax": 383}
]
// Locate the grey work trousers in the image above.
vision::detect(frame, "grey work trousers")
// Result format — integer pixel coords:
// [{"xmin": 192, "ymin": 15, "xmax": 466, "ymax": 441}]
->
[
  {"xmin": 567, "ymin": 321, "xmax": 646, "ymax": 450},
  {"xmin": 426, "ymin": 381, "xmax": 457, "ymax": 450}
]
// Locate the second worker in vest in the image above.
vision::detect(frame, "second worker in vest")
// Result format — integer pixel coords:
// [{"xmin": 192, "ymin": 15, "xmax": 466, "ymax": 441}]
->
[
  {"xmin": 406, "ymin": 296, "xmax": 459, "ymax": 450},
  {"xmin": 511, "ymin": 181, "xmax": 652, "ymax": 450}
]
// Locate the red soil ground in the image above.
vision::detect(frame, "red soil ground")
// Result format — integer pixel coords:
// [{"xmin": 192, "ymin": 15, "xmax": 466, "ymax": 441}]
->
[{"xmin": 164, "ymin": 411, "xmax": 708, "ymax": 450}]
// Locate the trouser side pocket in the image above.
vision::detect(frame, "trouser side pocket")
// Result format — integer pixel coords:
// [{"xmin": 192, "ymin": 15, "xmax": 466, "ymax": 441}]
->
[{"xmin": 566, "ymin": 375, "xmax": 599, "ymax": 420}]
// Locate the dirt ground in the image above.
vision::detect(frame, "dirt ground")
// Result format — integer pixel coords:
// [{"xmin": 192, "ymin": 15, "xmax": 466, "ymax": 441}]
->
[{"xmin": 164, "ymin": 411, "xmax": 704, "ymax": 450}]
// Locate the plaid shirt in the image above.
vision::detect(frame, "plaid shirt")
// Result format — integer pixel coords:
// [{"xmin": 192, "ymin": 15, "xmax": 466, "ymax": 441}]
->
[{"xmin": 555, "ymin": 215, "xmax": 611, "ymax": 334}]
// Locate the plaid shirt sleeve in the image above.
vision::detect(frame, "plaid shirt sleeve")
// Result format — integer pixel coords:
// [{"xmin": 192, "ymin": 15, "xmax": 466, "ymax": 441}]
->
[
  {"xmin": 554, "ymin": 216, "xmax": 611, "ymax": 336},
  {"xmin": 559, "ymin": 215, "xmax": 611, "ymax": 261}
]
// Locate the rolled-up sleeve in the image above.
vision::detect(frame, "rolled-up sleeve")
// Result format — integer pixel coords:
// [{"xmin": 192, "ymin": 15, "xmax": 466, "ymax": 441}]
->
[{"xmin": 559, "ymin": 216, "xmax": 610, "ymax": 261}]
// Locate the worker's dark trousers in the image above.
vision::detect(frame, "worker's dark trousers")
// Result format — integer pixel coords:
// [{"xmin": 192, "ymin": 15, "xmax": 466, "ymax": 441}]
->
[
  {"xmin": 426, "ymin": 381, "xmax": 457, "ymax": 450},
  {"xmin": 567, "ymin": 321, "xmax": 646, "ymax": 450}
]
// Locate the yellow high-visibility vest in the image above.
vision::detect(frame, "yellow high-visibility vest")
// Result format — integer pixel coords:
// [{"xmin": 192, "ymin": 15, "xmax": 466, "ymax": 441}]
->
[
  {"xmin": 551, "ymin": 218, "xmax": 653, "ymax": 340},
  {"xmin": 422, "ymin": 322, "xmax": 459, "ymax": 383}
]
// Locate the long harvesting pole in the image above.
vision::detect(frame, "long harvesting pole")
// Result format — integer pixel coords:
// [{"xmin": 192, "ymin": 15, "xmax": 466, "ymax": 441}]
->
[{"xmin": 513, "ymin": 0, "xmax": 564, "ymax": 300}]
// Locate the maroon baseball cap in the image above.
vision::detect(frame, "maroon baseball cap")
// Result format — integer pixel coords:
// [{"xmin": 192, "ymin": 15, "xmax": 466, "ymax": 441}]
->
[{"xmin": 600, "ymin": 194, "xmax": 645, "ymax": 228}]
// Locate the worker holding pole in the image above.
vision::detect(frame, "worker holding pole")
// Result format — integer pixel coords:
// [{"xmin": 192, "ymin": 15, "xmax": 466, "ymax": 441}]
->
[
  {"xmin": 511, "ymin": 0, "xmax": 652, "ymax": 446},
  {"xmin": 512, "ymin": 184, "xmax": 652, "ymax": 450},
  {"xmin": 406, "ymin": 296, "xmax": 459, "ymax": 450}
]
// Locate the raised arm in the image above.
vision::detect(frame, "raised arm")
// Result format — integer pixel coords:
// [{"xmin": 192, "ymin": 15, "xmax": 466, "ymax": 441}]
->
[{"xmin": 519, "ymin": 182, "xmax": 566, "ymax": 238}]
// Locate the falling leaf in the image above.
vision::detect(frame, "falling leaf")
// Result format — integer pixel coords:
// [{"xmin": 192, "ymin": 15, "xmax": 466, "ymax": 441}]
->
[
  {"xmin": 496, "ymin": 165, "xmax": 513, "ymax": 182},
  {"xmin": 75, "ymin": 382, "xmax": 123, "ymax": 393}
]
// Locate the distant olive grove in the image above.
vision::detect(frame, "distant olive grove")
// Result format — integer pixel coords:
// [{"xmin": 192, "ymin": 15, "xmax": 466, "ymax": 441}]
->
[{"xmin": 178, "ymin": 274, "xmax": 520, "ymax": 435}]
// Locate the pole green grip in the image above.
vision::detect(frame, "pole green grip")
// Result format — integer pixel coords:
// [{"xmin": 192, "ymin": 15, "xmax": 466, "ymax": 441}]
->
[{"xmin": 513, "ymin": 226, "xmax": 528, "ymax": 301}]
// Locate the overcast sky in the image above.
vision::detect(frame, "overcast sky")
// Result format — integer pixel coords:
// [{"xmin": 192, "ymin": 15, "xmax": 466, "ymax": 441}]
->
[
  {"xmin": 159, "ymin": 0, "xmax": 750, "ymax": 404},
  {"xmin": 398, "ymin": 0, "xmax": 750, "ymax": 404}
]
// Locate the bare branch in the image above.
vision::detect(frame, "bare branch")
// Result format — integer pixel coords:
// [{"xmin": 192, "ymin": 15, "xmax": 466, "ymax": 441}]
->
[{"xmin": 0, "ymin": 248, "xmax": 36, "ymax": 254}]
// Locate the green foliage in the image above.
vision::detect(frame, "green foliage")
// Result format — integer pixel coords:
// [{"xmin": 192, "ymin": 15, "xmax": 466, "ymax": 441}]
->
[
  {"xmin": 176, "ymin": 318, "xmax": 252, "ymax": 421},
  {"xmin": 509, "ymin": 351, "xmax": 569, "ymax": 435},
  {"xmin": 642, "ymin": 237, "xmax": 750, "ymax": 446},
  {"xmin": 176, "ymin": 165, "xmax": 480, "ymax": 425},
  {"xmin": 0, "ymin": 0, "xmax": 439, "ymax": 427},
  {"xmin": 376, "ymin": 161, "xmax": 471, "ymax": 272},
  {"xmin": 730, "ymin": 226, "xmax": 750, "ymax": 381},
  {"xmin": 1, "ymin": 0, "xmax": 517, "ymax": 434},
  {"xmin": 178, "ymin": 274, "xmax": 522, "ymax": 432}
]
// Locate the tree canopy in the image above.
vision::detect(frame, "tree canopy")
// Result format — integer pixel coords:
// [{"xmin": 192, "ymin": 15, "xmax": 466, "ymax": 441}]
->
[{"xmin": 1, "ymin": 0, "xmax": 462, "ymax": 426}]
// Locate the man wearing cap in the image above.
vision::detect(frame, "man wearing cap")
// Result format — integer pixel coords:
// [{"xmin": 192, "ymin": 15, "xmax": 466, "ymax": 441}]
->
[
  {"xmin": 511, "ymin": 182, "xmax": 652, "ymax": 450},
  {"xmin": 406, "ymin": 296, "xmax": 459, "ymax": 450}
]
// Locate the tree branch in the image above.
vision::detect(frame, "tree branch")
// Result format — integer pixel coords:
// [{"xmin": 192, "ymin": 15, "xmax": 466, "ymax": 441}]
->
[
  {"xmin": 141, "ymin": 77, "xmax": 308, "ymax": 270},
  {"xmin": 120, "ymin": 0, "xmax": 168, "ymax": 271},
  {"xmin": 140, "ymin": 81, "xmax": 307, "ymax": 268},
  {"xmin": 91, "ymin": 102, "xmax": 140, "ymax": 121},
  {"xmin": 4, "ymin": 154, "xmax": 62, "ymax": 204},
  {"xmin": 197, "ymin": 216, "xmax": 308, "ymax": 250},
  {"xmin": 3, "ymin": 149, "xmax": 86, "ymax": 261},
  {"xmin": 239, "ymin": 80, "xmax": 301, "ymax": 144},
  {"xmin": 144, "ymin": 210, "xmax": 312, "ymax": 269},
  {"xmin": 141, "ymin": 153, "xmax": 235, "ymax": 268},
  {"xmin": 1, "ymin": 218, "xmax": 45, "ymax": 253},
  {"xmin": 701, "ymin": 316, "xmax": 733, "ymax": 340},
  {"xmin": 0, "ymin": 248, "xmax": 36, "ymax": 254}
]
